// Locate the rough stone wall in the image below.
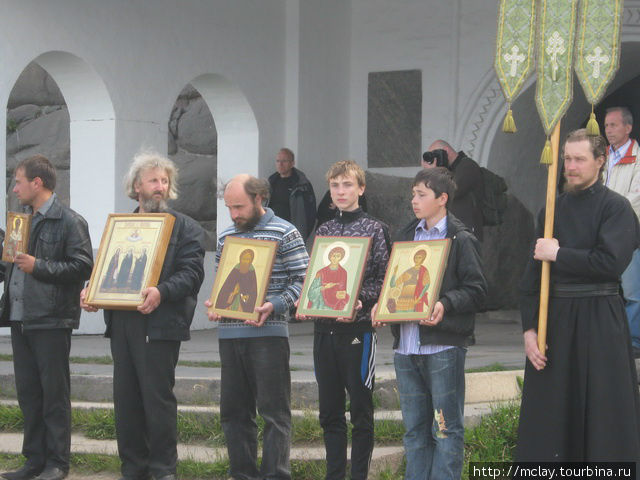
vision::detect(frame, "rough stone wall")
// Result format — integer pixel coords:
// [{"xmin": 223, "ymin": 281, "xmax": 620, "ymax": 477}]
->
[
  {"xmin": 365, "ymin": 171, "xmax": 533, "ymax": 309},
  {"xmin": 6, "ymin": 65, "xmax": 218, "ymax": 250},
  {"xmin": 6, "ymin": 63, "xmax": 70, "ymax": 212},
  {"xmin": 167, "ymin": 84, "xmax": 218, "ymax": 250}
]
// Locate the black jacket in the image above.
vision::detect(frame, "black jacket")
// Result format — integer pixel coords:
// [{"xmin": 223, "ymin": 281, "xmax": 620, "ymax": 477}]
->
[
  {"xmin": 268, "ymin": 168, "xmax": 316, "ymax": 240},
  {"xmin": 391, "ymin": 213, "xmax": 487, "ymax": 347},
  {"xmin": 449, "ymin": 151, "xmax": 485, "ymax": 241},
  {"xmin": 104, "ymin": 209, "xmax": 206, "ymax": 341},
  {"xmin": 0, "ymin": 196, "xmax": 94, "ymax": 330},
  {"xmin": 313, "ymin": 208, "xmax": 391, "ymax": 334}
]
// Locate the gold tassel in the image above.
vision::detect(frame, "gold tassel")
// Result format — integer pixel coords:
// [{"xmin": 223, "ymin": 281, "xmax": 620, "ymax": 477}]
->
[
  {"xmin": 540, "ymin": 138, "xmax": 552, "ymax": 165},
  {"xmin": 586, "ymin": 107, "xmax": 600, "ymax": 136},
  {"xmin": 502, "ymin": 108, "xmax": 517, "ymax": 133}
]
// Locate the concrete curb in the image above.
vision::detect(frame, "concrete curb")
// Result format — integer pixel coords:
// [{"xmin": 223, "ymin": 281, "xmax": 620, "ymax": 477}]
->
[
  {"xmin": 0, "ymin": 432, "xmax": 405, "ymax": 467},
  {"xmin": 0, "ymin": 370, "xmax": 523, "ymax": 409}
]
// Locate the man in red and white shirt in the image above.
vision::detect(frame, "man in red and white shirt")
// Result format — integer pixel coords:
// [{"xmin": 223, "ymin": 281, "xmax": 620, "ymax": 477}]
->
[{"xmin": 604, "ymin": 106, "xmax": 640, "ymax": 355}]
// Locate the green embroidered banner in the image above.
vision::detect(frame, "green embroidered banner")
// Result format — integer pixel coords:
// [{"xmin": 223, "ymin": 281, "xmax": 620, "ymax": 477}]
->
[
  {"xmin": 575, "ymin": 0, "xmax": 622, "ymax": 135},
  {"xmin": 495, "ymin": 0, "xmax": 536, "ymax": 103},
  {"xmin": 535, "ymin": 0, "xmax": 578, "ymax": 136}
]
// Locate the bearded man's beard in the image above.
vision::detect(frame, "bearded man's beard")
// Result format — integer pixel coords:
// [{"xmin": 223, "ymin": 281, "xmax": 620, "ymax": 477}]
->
[
  {"xmin": 234, "ymin": 206, "xmax": 262, "ymax": 232},
  {"xmin": 562, "ymin": 181, "xmax": 579, "ymax": 194},
  {"xmin": 140, "ymin": 195, "xmax": 168, "ymax": 213}
]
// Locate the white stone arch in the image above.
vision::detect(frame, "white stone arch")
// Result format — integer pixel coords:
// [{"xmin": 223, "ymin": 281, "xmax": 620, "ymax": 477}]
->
[
  {"xmin": 14, "ymin": 51, "xmax": 116, "ymax": 243},
  {"xmin": 175, "ymin": 74, "xmax": 260, "ymax": 234}
]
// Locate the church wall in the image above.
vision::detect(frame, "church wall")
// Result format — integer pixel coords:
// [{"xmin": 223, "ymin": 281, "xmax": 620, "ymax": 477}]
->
[
  {"xmin": 348, "ymin": 0, "xmax": 498, "ymax": 176},
  {"xmin": 0, "ymin": 0, "xmax": 289, "ymax": 333},
  {"xmin": 296, "ymin": 0, "xmax": 351, "ymax": 193},
  {"xmin": 0, "ymin": 0, "xmax": 288, "ymax": 200},
  {"xmin": 4, "ymin": 1, "xmax": 635, "ymax": 330}
]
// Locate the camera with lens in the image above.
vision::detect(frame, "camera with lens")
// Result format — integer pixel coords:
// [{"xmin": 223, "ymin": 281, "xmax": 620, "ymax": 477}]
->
[{"xmin": 422, "ymin": 149, "xmax": 448, "ymax": 168}]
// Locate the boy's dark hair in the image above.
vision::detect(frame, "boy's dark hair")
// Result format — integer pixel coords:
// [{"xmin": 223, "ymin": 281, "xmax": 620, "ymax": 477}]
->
[
  {"xmin": 413, "ymin": 167, "xmax": 456, "ymax": 206},
  {"xmin": 16, "ymin": 154, "xmax": 57, "ymax": 191}
]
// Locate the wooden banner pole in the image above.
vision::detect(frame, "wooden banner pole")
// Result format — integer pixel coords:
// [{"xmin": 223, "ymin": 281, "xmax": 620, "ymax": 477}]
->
[{"xmin": 537, "ymin": 121, "xmax": 561, "ymax": 353}]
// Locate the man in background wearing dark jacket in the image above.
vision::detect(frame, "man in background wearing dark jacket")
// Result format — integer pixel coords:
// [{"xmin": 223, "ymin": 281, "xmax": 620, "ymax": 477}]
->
[
  {"xmin": 423, "ymin": 140, "xmax": 485, "ymax": 241},
  {"xmin": 0, "ymin": 155, "xmax": 94, "ymax": 480},
  {"xmin": 81, "ymin": 153, "xmax": 205, "ymax": 480},
  {"xmin": 373, "ymin": 168, "xmax": 486, "ymax": 480},
  {"xmin": 268, "ymin": 147, "xmax": 316, "ymax": 240}
]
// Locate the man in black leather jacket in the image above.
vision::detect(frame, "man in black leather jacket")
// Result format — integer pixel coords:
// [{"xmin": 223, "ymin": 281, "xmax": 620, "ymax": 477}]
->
[
  {"xmin": 0, "ymin": 155, "xmax": 93, "ymax": 480},
  {"xmin": 81, "ymin": 153, "xmax": 205, "ymax": 480}
]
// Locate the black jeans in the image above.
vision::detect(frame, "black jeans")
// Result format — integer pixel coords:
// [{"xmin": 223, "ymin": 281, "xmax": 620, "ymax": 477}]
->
[
  {"xmin": 11, "ymin": 324, "xmax": 71, "ymax": 472},
  {"xmin": 219, "ymin": 336, "xmax": 291, "ymax": 480},
  {"xmin": 109, "ymin": 314, "xmax": 181, "ymax": 480},
  {"xmin": 313, "ymin": 331, "xmax": 376, "ymax": 480}
]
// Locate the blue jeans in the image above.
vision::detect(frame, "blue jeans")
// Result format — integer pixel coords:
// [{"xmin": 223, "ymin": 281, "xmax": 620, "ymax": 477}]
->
[
  {"xmin": 219, "ymin": 337, "xmax": 291, "ymax": 480},
  {"xmin": 622, "ymin": 249, "xmax": 640, "ymax": 348},
  {"xmin": 394, "ymin": 348, "xmax": 466, "ymax": 480}
]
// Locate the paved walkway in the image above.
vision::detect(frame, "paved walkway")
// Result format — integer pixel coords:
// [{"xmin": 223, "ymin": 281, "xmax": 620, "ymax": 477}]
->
[{"xmin": 0, "ymin": 309, "xmax": 525, "ymax": 378}]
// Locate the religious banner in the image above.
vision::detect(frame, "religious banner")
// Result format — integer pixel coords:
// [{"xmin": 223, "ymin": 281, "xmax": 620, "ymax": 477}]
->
[
  {"xmin": 494, "ymin": 0, "xmax": 537, "ymax": 133},
  {"xmin": 535, "ymin": 0, "xmax": 578, "ymax": 164},
  {"xmin": 574, "ymin": 0, "xmax": 623, "ymax": 136}
]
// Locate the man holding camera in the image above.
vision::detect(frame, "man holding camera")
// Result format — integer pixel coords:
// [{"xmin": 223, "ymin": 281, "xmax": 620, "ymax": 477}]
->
[{"xmin": 422, "ymin": 140, "xmax": 485, "ymax": 241}]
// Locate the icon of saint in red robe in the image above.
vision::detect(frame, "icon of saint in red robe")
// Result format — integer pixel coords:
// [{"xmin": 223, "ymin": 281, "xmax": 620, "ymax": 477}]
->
[{"xmin": 307, "ymin": 246, "xmax": 350, "ymax": 311}]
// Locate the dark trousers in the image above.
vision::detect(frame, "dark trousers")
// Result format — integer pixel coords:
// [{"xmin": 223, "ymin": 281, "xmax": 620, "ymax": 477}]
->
[
  {"xmin": 219, "ymin": 337, "xmax": 291, "ymax": 480},
  {"xmin": 313, "ymin": 331, "xmax": 376, "ymax": 480},
  {"xmin": 109, "ymin": 315, "xmax": 181, "ymax": 479},
  {"xmin": 11, "ymin": 324, "xmax": 71, "ymax": 472}
]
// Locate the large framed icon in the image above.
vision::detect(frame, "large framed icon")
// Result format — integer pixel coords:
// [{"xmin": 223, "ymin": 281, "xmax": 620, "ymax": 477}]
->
[
  {"xmin": 208, "ymin": 236, "xmax": 278, "ymax": 322},
  {"xmin": 297, "ymin": 236, "xmax": 371, "ymax": 319},
  {"xmin": 2, "ymin": 212, "xmax": 32, "ymax": 262},
  {"xmin": 373, "ymin": 239, "xmax": 451, "ymax": 323},
  {"xmin": 84, "ymin": 213, "xmax": 176, "ymax": 310}
]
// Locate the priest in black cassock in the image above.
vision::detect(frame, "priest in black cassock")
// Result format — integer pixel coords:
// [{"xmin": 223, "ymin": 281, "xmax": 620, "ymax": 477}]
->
[{"xmin": 517, "ymin": 129, "xmax": 640, "ymax": 464}]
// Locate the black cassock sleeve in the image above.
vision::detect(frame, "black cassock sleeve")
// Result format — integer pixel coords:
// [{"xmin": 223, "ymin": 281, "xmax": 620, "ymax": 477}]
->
[{"xmin": 554, "ymin": 194, "xmax": 640, "ymax": 279}]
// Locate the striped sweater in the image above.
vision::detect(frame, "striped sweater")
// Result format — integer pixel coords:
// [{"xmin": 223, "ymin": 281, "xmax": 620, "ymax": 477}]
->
[{"xmin": 215, "ymin": 208, "xmax": 309, "ymax": 339}]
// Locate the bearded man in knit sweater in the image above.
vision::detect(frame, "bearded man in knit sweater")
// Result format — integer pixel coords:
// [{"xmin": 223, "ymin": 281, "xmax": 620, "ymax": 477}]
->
[
  {"xmin": 206, "ymin": 174, "xmax": 309, "ymax": 480},
  {"xmin": 299, "ymin": 161, "xmax": 390, "ymax": 480}
]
